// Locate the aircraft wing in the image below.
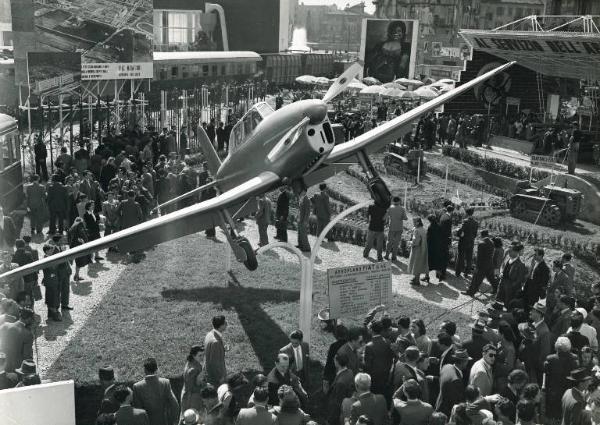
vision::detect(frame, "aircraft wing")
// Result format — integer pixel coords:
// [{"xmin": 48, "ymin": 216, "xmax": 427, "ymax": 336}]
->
[
  {"xmin": 0, "ymin": 171, "xmax": 280, "ymax": 281},
  {"xmin": 323, "ymin": 61, "xmax": 516, "ymax": 164}
]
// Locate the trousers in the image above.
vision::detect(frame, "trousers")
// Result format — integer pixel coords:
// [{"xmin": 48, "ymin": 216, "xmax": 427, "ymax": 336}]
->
[
  {"xmin": 386, "ymin": 230, "xmax": 403, "ymax": 258},
  {"xmin": 364, "ymin": 230, "xmax": 385, "ymax": 259}
]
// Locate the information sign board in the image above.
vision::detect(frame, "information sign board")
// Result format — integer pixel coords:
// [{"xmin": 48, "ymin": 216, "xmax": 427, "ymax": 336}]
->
[{"xmin": 328, "ymin": 262, "xmax": 392, "ymax": 319}]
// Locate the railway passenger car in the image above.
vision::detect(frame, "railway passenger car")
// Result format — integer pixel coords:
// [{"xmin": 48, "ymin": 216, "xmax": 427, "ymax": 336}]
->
[
  {"xmin": 152, "ymin": 51, "xmax": 263, "ymax": 90},
  {"xmin": 0, "ymin": 113, "xmax": 23, "ymax": 212}
]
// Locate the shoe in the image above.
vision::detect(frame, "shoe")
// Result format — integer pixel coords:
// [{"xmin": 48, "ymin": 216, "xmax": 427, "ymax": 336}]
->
[
  {"xmin": 461, "ymin": 291, "xmax": 474, "ymax": 297},
  {"xmin": 54, "ymin": 312, "xmax": 63, "ymax": 322},
  {"xmin": 61, "ymin": 305, "xmax": 73, "ymax": 311}
]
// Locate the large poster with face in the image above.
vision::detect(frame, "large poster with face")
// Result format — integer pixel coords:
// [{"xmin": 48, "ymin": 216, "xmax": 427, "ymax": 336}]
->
[{"xmin": 360, "ymin": 19, "xmax": 419, "ymax": 82}]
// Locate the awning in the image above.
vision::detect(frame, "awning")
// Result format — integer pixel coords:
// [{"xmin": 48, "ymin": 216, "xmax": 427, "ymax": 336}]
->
[{"xmin": 460, "ymin": 29, "xmax": 600, "ymax": 81}]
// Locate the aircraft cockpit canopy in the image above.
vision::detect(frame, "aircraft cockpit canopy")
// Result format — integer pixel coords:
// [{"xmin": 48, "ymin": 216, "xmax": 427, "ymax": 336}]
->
[{"xmin": 229, "ymin": 102, "xmax": 275, "ymax": 153}]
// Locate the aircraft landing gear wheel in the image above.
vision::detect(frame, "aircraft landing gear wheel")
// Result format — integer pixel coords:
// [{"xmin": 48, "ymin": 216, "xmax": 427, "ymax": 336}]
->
[
  {"xmin": 369, "ymin": 177, "xmax": 391, "ymax": 209},
  {"xmin": 238, "ymin": 238, "xmax": 258, "ymax": 271}
]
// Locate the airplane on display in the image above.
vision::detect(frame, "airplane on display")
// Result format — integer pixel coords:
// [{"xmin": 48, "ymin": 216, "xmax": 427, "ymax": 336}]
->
[{"xmin": 0, "ymin": 61, "xmax": 514, "ymax": 279}]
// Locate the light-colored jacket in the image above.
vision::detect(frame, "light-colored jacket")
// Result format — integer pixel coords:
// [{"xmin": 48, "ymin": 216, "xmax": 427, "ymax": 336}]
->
[{"xmin": 469, "ymin": 358, "xmax": 494, "ymax": 397}]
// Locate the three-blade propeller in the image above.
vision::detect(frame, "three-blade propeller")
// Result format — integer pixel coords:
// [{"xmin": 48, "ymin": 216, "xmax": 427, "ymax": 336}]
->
[{"xmin": 322, "ymin": 61, "xmax": 364, "ymax": 104}]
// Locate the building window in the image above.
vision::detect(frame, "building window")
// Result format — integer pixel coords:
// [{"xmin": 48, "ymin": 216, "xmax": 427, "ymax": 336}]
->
[
  {"xmin": 167, "ymin": 13, "xmax": 188, "ymax": 44},
  {"xmin": 202, "ymin": 65, "xmax": 209, "ymax": 76},
  {"xmin": 192, "ymin": 65, "xmax": 199, "ymax": 77}
]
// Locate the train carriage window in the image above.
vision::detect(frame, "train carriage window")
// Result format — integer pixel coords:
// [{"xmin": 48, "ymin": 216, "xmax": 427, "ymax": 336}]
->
[
  {"xmin": 237, "ymin": 64, "xmax": 243, "ymax": 74},
  {"xmin": 244, "ymin": 63, "xmax": 250, "ymax": 74},
  {"xmin": 171, "ymin": 66, "xmax": 179, "ymax": 78},
  {"xmin": 212, "ymin": 65, "xmax": 218, "ymax": 76},
  {"xmin": 202, "ymin": 65, "xmax": 209, "ymax": 76},
  {"xmin": 182, "ymin": 66, "xmax": 188, "ymax": 79},
  {"xmin": 221, "ymin": 64, "xmax": 227, "ymax": 75}
]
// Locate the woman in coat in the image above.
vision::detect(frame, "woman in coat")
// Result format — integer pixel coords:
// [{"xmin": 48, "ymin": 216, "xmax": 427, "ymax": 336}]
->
[
  {"xmin": 180, "ymin": 345, "xmax": 205, "ymax": 419},
  {"xmin": 68, "ymin": 217, "xmax": 91, "ymax": 281},
  {"xmin": 426, "ymin": 214, "xmax": 445, "ymax": 283},
  {"xmin": 408, "ymin": 217, "xmax": 429, "ymax": 286}
]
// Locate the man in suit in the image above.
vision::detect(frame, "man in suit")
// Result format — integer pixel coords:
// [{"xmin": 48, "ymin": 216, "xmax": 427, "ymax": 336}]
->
[
  {"xmin": 132, "ymin": 358, "xmax": 179, "ymax": 425},
  {"xmin": 0, "ymin": 307, "xmax": 34, "ymax": 373},
  {"xmin": 297, "ymin": 189, "xmax": 311, "ymax": 252},
  {"xmin": 274, "ymin": 186, "xmax": 290, "ymax": 242},
  {"xmin": 384, "ymin": 196, "xmax": 408, "ymax": 261},
  {"xmin": 562, "ymin": 253, "xmax": 575, "ymax": 287},
  {"xmin": 522, "ymin": 248, "xmax": 551, "ymax": 309},
  {"xmin": 266, "ymin": 353, "xmax": 308, "ymax": 407},
  {"xmin": 391, "ymin": 379, "xmax": 434, "ymax": 425},
  {"xmin": 114, "ymin": 384, "xmax": 150, "ymax": 425},
  {"xmin": 0, "ymin": 352, "xmax": 17, "ymax": 390},
  {"xmin": 529, "ymin": 301, "xmax": 552, "ymax": 384},
  {"xmin": 46, "ymin": 175, "xmax": 69, "ymax": 235},
  {"xmin": 363, "ymin": 203, "xmax": 388, "ymax": 262},
  {"xmin": 327, "ymin": 352, "xmax": 355, "ymax": 425},
  {"xmin": 433, "ymin": 332, "xmax": 455, "ymax": 375},
  {"xmin": 11, "ymin": 240, "xmax": 35, "ymax": 304},
  {"xmin": 463, "ymin": 230, "xmax": 495, "ymax": 296},
  {"xmin": 336, "ymin": 327, "xmax": 364, "ymax": 376},
  {"xmin": 462, "ymin": 320, "xmax": 490, "ymax": 362},
  {"xmin": 468, "ymin": 343, "xmax": 496, "ymax": 397},
  {"xmin": 389, "ymin": 346, "xmax": 421, "ymax": 397},
  {"xmin": 496, "ymin": 242, "xmax": 528, "ymax": 305},
  {"xmin": 438, "ymin": 205, "xmax": 453, "ymax": 279},
  {"xmin": 363, "ymin": 319, "xmax": 394, "ymax": 395},
  {"xmin": 24, "ymin": 174, "xmax": 47, "ymax": 235},
  {"xmin": 0, "ymin": 206, "xmax": 17, "ymax": 251},
  {"xmin": 561, "ymin": 368, "xmax": 593, "ymax": 425},
  {"xmin": 279, "ymin": 329, "xmax": 310, "ymax": 385},
  {"xmin": 255, "ymin": 194, "xmax": 272, "ymax": 247},
  {"xmin": 499, "ymin": 369, "xmax": 528, "ymax": 407},
  {"xmin": 547, "ymin": 259, "xmax": 573, "ymax": 314},
  {"xmin": 436, "ymin": 348, "xmax": 471, "ymax": 416},
  {"xmin": 236, "ymin": 387, "xmax": 277, "ymax": 425},
  {"xmin": 350, "ymin": 373, "xmax": 390, "ymax": 425},
  {"xmin": 34, "ymin": 137, "xmax": 48, "ymax": 181},
  {"xmin": 312, "ymin": 183, "xmax": 332, "ymax": 241},
  {"xmin": 455, "ymin": 207, "xmax": 478, "ymax": 277},
  {"xmin": 204, "ymin": 315, "xmax": 227, "ymax": 386},
  {"xmin": 323, "ymin": 324, "xmax": 349, "ymax": 395},
  {"xmin": 119, "ymin": 190, "xmax": 143, "ymax": 230},
  {"xmin": 551, "ymin": 295, "xmax": 575, "ymax": 342},
  {"xmin": 97, "ymin": 366, "xmax": 120, "ymax": 418}
]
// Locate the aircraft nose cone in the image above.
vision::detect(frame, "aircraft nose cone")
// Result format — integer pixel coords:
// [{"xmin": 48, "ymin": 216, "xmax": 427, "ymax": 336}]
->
[{"xmin": 307, "ymin": 102, "xmax": 328, "ymax": 124}]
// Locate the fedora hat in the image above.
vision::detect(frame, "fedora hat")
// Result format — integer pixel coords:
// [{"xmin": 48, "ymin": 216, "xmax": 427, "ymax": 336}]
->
[
  {"xmin": 532, "ymin": 301, "xmax": 546, "ymax": 315},
  {"xmin": 518, "ymin": 322, "xmax": 536, "ymax": 340},
  {"xmin": 567, "ymin": 368, "xmax": 593, "ymax": 382},
  {"xmin": 452, "ymin": 348, "xmax": 472, "ymax": 362},
  {"xmin": 15, "ymin": 359, "xmax": 36, "ymax": 376}
]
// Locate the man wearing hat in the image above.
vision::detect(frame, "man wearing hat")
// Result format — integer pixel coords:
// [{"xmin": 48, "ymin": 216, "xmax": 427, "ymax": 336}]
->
[
  {"xmin": 384, "ymin": 196, "xmax": 408, "ymax": 261},
  {"xmin": 561, "ymin": 368, "xmax": 592, "ymax": 425},
  {"xmin": 547, "ymin": 259, "xmax": 572, "ymax": 314},
  {"xmin": 522, "ymin": 248, "xmax": 550, "ymax": 309},
  {"xmin": 114, "ymin": 384, "xmax": 150, "ymax": 425},
  {"xmin": 572, "ymin": 308, "xmax": 598, "ymax": 353},
  {"xmin": 11, "ymin": 239, "xmax": 36, "ymax": 303},
  {"xmin": 436, "ymin": 348, "xmax": 471, "ymax": 416},
  {"xmin": 496, "ymin": 242, "xmax": 527, "ymax": 305},
  {"xmin": 463, "ymin": 230, "xmax": 495, "ymax": 297},
  {"xmin": 24, "ymin": 174, "xmax": 47, "ymax": 235},
  {"xmin": 455, "ymin": 207, "xmax": 478, "ymax": 277},
  {"xmin": 97, "ymin": 366, "xmax": 120, "ymax": 417},
  {"xmin": 0, "ymin": 352, "xmax": 17, "ymax": 390},
  {"xmin": 462, "ymin": 320, "xmax": 492, "ymax": 362},
  {"xmin": 529, "ymin": 301, "xmax": 552, "ymax": 384},
  {"xmin": 0, "ymin": 307, "xmax": 34, "ymax": 373},
  {"xmin": 14, "ymin": 359, "xmax": 38, "ymax": 387},
  {"xmin": 551, "ymin": 295, "xmax": 575, "ymax": 341}
]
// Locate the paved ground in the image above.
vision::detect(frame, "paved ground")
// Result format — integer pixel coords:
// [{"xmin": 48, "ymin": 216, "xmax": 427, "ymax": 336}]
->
[{"xmin": 25, "ymin": 215, "xmax": 489, "ymax": 379}]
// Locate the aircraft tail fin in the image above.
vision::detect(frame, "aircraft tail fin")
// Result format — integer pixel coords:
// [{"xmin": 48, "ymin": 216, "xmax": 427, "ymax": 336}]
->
[{"xmin": 197, "ymin": 125, "xmax": 222, "ymax": 176}]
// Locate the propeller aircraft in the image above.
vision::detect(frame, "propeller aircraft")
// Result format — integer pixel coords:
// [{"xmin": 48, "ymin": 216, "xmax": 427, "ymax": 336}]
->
[{"xmin": 0, "ymin": 61, "xmax": 515, "ymax": 280}]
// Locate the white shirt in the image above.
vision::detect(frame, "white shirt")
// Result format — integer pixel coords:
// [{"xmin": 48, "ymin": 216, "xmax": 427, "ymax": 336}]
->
[{"xmin": 294, "ymin": 344, "xmax": 303, "ymax": 371}]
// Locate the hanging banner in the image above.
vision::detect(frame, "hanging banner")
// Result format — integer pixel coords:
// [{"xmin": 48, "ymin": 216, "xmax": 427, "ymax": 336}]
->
[
  {"xmin": 82, "ymin": 63, "xmax": 154, "ymax": 80},
  {"xmin": 460, "ymin": 29, "xmax": 600, "ymax": 81}
]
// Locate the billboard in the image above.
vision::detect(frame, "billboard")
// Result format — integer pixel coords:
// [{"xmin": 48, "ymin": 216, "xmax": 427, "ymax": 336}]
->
[
  {"xmin": 0, "ymin": 380, "xmax": 75, "ymax": 425},
  {"xmin": 13, "ymin": 0, "xmax": 153, "ymax": 84},
  {"xmin": 460, "ymin": 29, "xmax": 600, "ymax": 81},
  {"xmin": 360, "ymin": 19, "xmax": 419, "ymax": 82},
  {"xmin": 27, "ymin": 52, "xmax": 81, "ymax": 95}
]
